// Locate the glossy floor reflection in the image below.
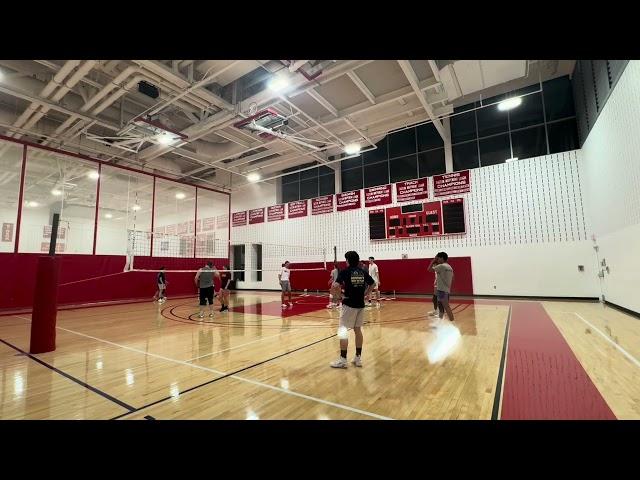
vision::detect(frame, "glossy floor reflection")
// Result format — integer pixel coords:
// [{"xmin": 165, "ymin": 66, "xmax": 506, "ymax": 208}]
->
[{"xmin": 0, "ymin": 293, "xmax": 638, "ymax": 419}]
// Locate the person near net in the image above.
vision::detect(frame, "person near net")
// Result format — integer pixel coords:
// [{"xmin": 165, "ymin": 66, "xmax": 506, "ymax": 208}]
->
[
  {"xmin": 218, "ymin": 265, "xmax": 232, "ymax": 313},
  {"xmin": 326, "ymin": 262, "xmax": 341, "ymax": 309},
  {"xmin": 366, "ymin": 256, "xmax": 381, "ymax": 307},
  {"xmin": 279, "ymin": 260, "xmax": 293, "ymax": 309},
  {"xmin": 195, "ymin": 261, "xmax": 220, "ymax": 318},
  {"xmin": 330, "ymin": 251, "xmax": 374, "ymax": 369},
  {"xmin": 428, "ymin": 252, "xmax": 455, "ymax": 322},
  {"xmin": 153, "ymin": 266, "xmax": 167, "ymax": 304}
]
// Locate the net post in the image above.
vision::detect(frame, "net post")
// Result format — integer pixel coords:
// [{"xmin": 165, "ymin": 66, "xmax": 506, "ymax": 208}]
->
[{"xmin": 30, "ymin": 213, "xmax": 60, "ymax": 354}]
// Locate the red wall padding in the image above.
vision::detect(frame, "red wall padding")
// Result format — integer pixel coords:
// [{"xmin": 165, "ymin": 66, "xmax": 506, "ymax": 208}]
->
[
  {"xmin": 0, "ymin": 253, "xmax": 228, "ymax": 311},
  {"xmin": 289, "ymin": 256, "xmax": 473, "ymax": 295}
]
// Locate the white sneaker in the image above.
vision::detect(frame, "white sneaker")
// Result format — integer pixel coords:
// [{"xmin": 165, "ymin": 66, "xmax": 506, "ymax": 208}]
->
[
  {"xmin": 326, "ymin": 303, "xmax": 334, "ymax": 309},
  {"xmin": 198, "ymin": 312, "xmax": 204, "ymax": 318},
  {"xmin": 209, "ymin": 312, "xmax": 214, "ymax": 317},
  {"xmin": 330, "ymin": 357, "xmax": 348, "ymax": 369},
  {"xmin": 288, "ymin": 302, "xmax": 293, "ymax": 307},
  {"xmin": 351, "ymin": 356, "xmax": 362, "ymax": 367},
  {"xmin": 428, "ymin": 310, "xmax": 439, "ymax": 317}
]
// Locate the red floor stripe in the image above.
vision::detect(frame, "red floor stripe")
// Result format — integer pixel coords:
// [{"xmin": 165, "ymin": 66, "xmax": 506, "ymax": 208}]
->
[{"xmin": 501, "ymin": 302, "xmax": 616, "ymax": 420}]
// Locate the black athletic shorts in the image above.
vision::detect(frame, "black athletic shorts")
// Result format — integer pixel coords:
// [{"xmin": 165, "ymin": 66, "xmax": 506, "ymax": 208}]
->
[{"xmin": 199, "ymin": 286, "xmax": 214, "ymax": 306}]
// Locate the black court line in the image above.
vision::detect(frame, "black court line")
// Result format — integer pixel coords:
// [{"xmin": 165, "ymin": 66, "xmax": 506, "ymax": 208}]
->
[
  {"xmin": 491, "ymin": 306, "xmax": 512, "ymax": 420},
  {"xmin": 144, "ymin": 415, "xmax": 156, "ymax": 420},
  {"xmin": 0, "ymin": 337, "xmax": 136, "ymax": 414},
  {"xmin": 110, "ymin": 332, "xmax": 337, "ymax": 420}
]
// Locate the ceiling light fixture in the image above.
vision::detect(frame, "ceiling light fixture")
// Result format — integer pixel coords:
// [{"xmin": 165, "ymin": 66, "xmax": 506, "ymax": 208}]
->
[
  {"xmin": 175, "ymin": 192, "xmax": 186, "ymax": 200},
  {"xmin": 26, "ymin": 201, "xmax": 39, "ymax": 208},
  {"xmin": 344, "ymin": 143, "xmax": 361, "ymax": 155},
  {"xmin": 105, "ymin": 213, "xmax": 113, "ymax": 219},
  {"xmin": 247, "ymin": 172, "xmax": 261, "ymax": 183},
  {"xmin": 497, "ymin": 97, "xmax": 522, "ymax": 111},
  {"xmin": 157, "ymin": 132, "xmax": 176, "ymax": 145},
  {"xmin": 131, "ymin": 204, "xmax": 141, "ymax": 211},
  {"xmin": 51, "ymin": 189, "xmax": 62, "ymax": 196},
  {"xmin": 88, "ymin": 171, "xmax": 100, "ymax": 180},
  {"xmin": 267, "ymin": 76, "xmax": 290, "ymax": 92}
]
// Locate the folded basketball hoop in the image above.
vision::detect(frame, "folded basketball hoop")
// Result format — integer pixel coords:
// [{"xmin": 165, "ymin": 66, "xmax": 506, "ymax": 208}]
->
[{"xmin": 233, "ymin": 108, "xmax": 287, "ymax": 139}]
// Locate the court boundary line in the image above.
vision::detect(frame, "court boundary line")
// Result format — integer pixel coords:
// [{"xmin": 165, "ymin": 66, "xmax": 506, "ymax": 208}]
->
[
  {"xmin": 0, "ymin": 337, "xmax": 136, "ymax": 414},
  {"xmin": 55, "ymin": 326, "xmax": 392, "ymax": 420},
  {"xmin": 572, "ymin": 312, "xmax": 640, "ymax": 369},
  {"xmin": 491, "ymin": 306, "xmax": 512, "ymax": 420}
]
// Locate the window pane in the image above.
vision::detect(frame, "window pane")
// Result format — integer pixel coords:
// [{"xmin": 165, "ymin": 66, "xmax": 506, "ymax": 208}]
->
[
  {"xmin": 282, "ymin": 181, "xmax": 299, "ymax": 203},
  {"xmin": 451, "ymin": 110, "xmax": 477, "ymax": 143},
  {"xmin": 299, "ymin": 177, "xmax": 319, "ymax": 200},
  {"xmin": 363, "ymin": 137, "xmax": 388, "ymax": 164},
  {"xmin": 300, "ymin": 166, "xmax": 318, "ymax": 180},
  {"xmin": 418, "ymin": 148, "xmax": 446, "ymax": 177},
  {"xmin": 364, "ymin": 161, "xmax": 389, "ymax": 188},
  {"xmin": 452, "ymin": 141, "xmax": 479, "ymax": 171},
  {"xmin": 417, "ymin": 123, "xmax": 443, "ymax": 151},
  {"xmin": 388, "ymin": 128, "xmax": 416, "ymax": 158},
  {"xmin": 282, "ymin": 172, "xmax": 299, "ymax": 184},
  {"xmin": 341, "ymin": 155, "xmax": 362, "ymax": 170},
  {"xmin": 153, "ymin": 179, "xmax": 196, "ymax": 258},
  {"xmin": 390, "ymin": 154, "xmax": 417, "ymax": 183},
  {"xmin": 319, "ymin": 165, "xmax": 333, "ymax": 176},
  {"xmin": 0, "ymin": 141, "xmax": 22, "ymax": 252},
  {"xmin": 543, "ymin": 75, "xmax": 576, "ymax": 121},
  {"xmin": 196, "ymin": 189, "xmax": 229, "ymax": 259},
  {"xmin": 319, "ymin": 171, "xmax": 335, "ymax": 196},
  {"xmin": 19, "ymin": 148, "xmax": 98, "ymax": 254},
  {"xmin": 341, "ymin": 167, "xmax": 363, "ymax": 192},
  {"xmin": 511, "ymin": 126, "xmax": 547, "ymax": 160},
  {"xmin": 509, "ymin": 92, "xmax": 544, "ymax": 129},
  {"xmin": 479, "ymin": 134, "xmax": 511, "ymax": 167},
  {"xmin": 96, "ymin": 166, "xmax": 153, "ymax": 256},
  {"xmin": 548, "ymin": 119, "xmax": 579, "ymax": 154},
  {"xmin": 477, "ymin": 104, "xmax": 508, "ymax": 137}
]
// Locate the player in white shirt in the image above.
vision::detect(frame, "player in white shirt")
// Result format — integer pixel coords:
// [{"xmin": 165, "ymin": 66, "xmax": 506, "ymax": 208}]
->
[
  {"xmin": 278, "ymin": 260, "xmax": 293, "ymax": 308},
  {"xmin": 366, "ymin": 256, "xmax": 381, "ymax": 307}
]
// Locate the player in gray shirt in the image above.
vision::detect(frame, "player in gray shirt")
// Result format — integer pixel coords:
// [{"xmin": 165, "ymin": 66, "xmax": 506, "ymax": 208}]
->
[
  {"xmin": 428, "ymin": 252, "xmax": 454, "ymax": 322},
  {"xmin": 195, "ymin": 261, "xmax": 220, "ymax": 318}
]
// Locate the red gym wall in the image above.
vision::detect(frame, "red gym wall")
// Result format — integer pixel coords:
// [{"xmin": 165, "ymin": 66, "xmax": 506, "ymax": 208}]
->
[
  {"xmin": 290, "ymin": 256, "xmax": 473, "ymax": 295},
  {"xmin": 0, "ymin": 253, "xmax": 228, "ymax": 311}
]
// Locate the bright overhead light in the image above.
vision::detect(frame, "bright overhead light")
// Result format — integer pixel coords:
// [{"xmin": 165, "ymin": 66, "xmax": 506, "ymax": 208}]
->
[
  {"xmin": 88, "ymin": 171, "xmax": 100, "ymax": 180},
  {"xmin": 175, "ymin": 192, "xmax": 186, "ymax": 200},
  {"xmin": 497, "ymin": 97, "xmax": 522, "ymax": 111},
  {"xmin": 51, "ymin": 189, "xmax": 62, "ymax": 196},
  {"xmin": 157, "ymin": 133, "xmax": 175, "ymax": 145},
  {"xmin": 131, "ymin": 204, "xmax": 141, "ymax": 211},
  {"xmin": 104, "ymin": 213, "xmax": 113, "ymax": 219},
  {"xmin": 344, "ymin": 143, "xmax": 361, "ymax": 155},
  {"xmin": 505, "ymin": 157, "xmax": 519, "ymax": 163},
  {"xmin": 247, "ymin": 172, "xmax": 261, "ymax": 183},
  {"xmin": 268, "ymin": 76, "xmax": 290, "ymax": 92},
  {"xmin": 26, "ymin": 201, "xmax": 39, "ymax": 208}
]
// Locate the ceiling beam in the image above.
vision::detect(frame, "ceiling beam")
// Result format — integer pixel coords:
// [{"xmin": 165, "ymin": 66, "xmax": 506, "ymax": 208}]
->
[
  {"xmin": 397, "ymin": 60, "xmax": 448, "ymax": 142},
  {"xmin": 307, "ymin": 89, "xmax": 339, "ymax": 117},
  {"xmin": 347, "ymin": 71, "xmax": 376, "ymax": 104}
]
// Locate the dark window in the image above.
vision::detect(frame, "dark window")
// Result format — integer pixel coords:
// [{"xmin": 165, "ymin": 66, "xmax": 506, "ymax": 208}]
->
[
  {"xmin": 364, "ymin": 161, "xmax": 389, "ymax": 188},
  {"xmin": 363, "ymin": 137, "xmax": 388, "ymax": 164},
  {"xmin": 479, "ymin": 134, "xmax": 511, "ymax": 167},
  {"xmin": 299, "ymin": 177, "xmax": 318, "ymax": 200},
  {"xmin": 342, "ymin": 167, "xmax": 363, "ymax": 192},
  {"xmin": 300, "ymin": 166, "xmax": 318, "ymax": 180},
  {"xmin": 451, "ymin": 110, "xmax": 477, "ymax": 143},
  {"xmin": 543, "ymin": 76, "xmax": 576, "ymax": 121},
  {"xmin": 388, "ymin": 128, "xmax": 416, "ymax": 158},
  {"xmin": 548, "ymin": 119, "xmax": 579, "ymax": 154},
  {"xmin": 282, "ymin": 172, "xmax": 299, "ymax": 184},
  {"xmin": 511, "ymin": 126, "xmax": 547, "ymax": 160},
  {"xmin": 416, "ymin": 123, "xmax": 443, "ymax": 151},
  {"xmin": 477, "ymin": 104, "xmax": 508, "ymax": 137},
  {"xmin": 418, "ymin": 148, "xmax": 446, "ymax": 177},
  {"xmin": 282, "ymin": 182, "xmax": 299, "ymax": 203},
  {"xmin": 319, "ymin": 165, "xmax": 333, "ymax": 176},
  {"xmin": 453, "ymin": 141, "xmax": 479, "ymax": 171},
  {"xmin": 509, "ymin": 92, "xmax": 544, "ymax": 130},
  {"xmin": 319, "ymin": 172, "xmax": 335, "ymax": 196},
  {"xmin": 341, "ymin": 155, "xmax": 362, "ymax": 170},
  {"xmin": 389, "ymin": 154, "xmax": 417, "ymax": 183}
]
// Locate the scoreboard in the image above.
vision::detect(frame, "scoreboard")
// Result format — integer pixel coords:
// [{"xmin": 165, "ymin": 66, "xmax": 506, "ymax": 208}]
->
[{"xmin": 369, "ymin": 198, "xmax": 466, "ymax": 240}]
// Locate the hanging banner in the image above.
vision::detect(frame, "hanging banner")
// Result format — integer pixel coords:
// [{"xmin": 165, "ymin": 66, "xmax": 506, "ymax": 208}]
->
[
  {"xmin": 189, "ymin": 220, "xmax": 195, "ymax": 234},
  {"xmin": 288, "ymin": 200, "xmax": 308, "ymax": 219},
  {"xmin": 311, "ymin": 195, "xmax": 334, "ymax": 215},
  {"xmin": 232, "ymin": 211, "xmax": 247, "ymax": 227},
  {"xmin": 267, "ymin": 204, "xmax": 285, "ymax": 222},
  {"xmin": 336, "ymin": 190, "xmax": 361, "ymax": 212},
  {"xmin": 395, "ymin": 177, "xmax": 430, "ymax": 203},
  {"xmin": 216, "ymin": 214, "xmax": 229, "ymax": 229},
  {"xmin": 165, "ymin": 224, "xmax": 177, "ymax": 235},
  {"xmin": 40, "ymin": 242, "xmax": 64, "ymax": 253},
  {"xmin": 1, "ymin": 223, "xmax": 14, "ymax": 242},
  {"xmin": 178, "ymin": 222, "xmax": 188, "ymax": 234},
  {"xmin": 364, "ymin": 184, "xmax": 392, "ymax": 207},
  {"xmin": 433, "ymin": 170, "xmax": 471, "ymax": 197},
  {"xmin": 202, "ymin": 217, "xmax": 215, "ymax": 231},
  {"xmin": 248, "ymin": 208, "xmax": 265, "ymax": 224}
]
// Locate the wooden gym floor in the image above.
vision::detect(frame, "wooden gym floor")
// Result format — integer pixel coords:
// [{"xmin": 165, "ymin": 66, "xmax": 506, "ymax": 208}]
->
[{"xmin": 0, "ymin": 292, "xmax": 638, "ymax": 420}]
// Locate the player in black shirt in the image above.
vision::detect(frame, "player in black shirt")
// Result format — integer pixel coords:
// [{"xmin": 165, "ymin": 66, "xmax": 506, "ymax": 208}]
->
[
  {"xmin": 329, "ymin": 251, "xmax": 374, "ymax": 369},
  {"xmin": 218, "ymin": 265, "xmax": 232, "ymax": 312},
  {"xmin": 153, "ymin": 266, "xmax": 167, "ymax": 304}
]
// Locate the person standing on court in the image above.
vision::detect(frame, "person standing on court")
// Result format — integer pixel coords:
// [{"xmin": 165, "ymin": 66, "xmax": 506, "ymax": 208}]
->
[
  {"xmin": 218, "ymin": 265, "xmax": 232, "ymax": 313},
  {"xmin": 327, "ymin": 262, "xmax": 341, "ymax": 309},
  {"xmin": 428, "ymin": 252, "xmax": 454, "ymax": 322},
  {"xmin": 195, "ymin": 261, "xmax": 220, "ymax": 318},
  {"xmin": 366, "ymin": 256, "xmax": 381, "ymax": 307},
  {"xmin": 330, "ymin": 251, "xmax": 375, "ymax": 369},
  {"xmin": 279, "ymin": 260, "xmax": 293, "ymax": 309},
  {"xmin": 153, "ymin": 266, "xmax": 167, "ymax": 304}
]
